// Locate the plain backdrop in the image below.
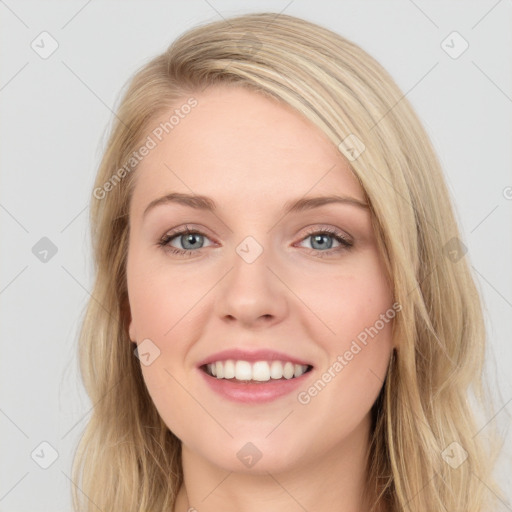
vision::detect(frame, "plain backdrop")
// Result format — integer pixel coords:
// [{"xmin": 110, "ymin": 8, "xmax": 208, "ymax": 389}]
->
[{"xmin": 0, "ymin": 1, "xmax": 511, "ymax": 510}]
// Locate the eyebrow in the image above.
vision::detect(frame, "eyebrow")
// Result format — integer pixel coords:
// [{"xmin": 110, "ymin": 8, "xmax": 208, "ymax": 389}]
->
[{"xmin": 142, "ymin": 192, "xmax": 369, "ymax": 218}]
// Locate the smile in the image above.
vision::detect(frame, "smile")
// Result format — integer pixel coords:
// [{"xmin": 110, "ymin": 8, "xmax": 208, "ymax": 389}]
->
[{"xmin": 202, "ymin": 359, "xmax": 313, "ymax": 382}]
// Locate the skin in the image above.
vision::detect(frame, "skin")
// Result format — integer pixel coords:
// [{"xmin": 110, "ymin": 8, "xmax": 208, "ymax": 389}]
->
[{"xmin": 127, "ymin": 85, "xmax": 395, "ymax": 512}]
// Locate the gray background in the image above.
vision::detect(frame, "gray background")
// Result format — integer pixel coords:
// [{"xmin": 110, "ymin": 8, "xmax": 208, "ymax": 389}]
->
[{"xmin": 1, "ymin": 1, "xmax": 511, "ymax": 510}]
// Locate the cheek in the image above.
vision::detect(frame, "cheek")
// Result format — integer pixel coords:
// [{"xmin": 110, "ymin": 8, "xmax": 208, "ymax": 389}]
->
[
  {"xmin": 127, "ymin": 248, "xmax": 211, "ymax": 341},
  {"xmin": 137, "ymin": 358, "xmax": 198, "ymax": 446},
  {"xmin": 293, "ymin": 317, "xmax": 393, "ymax": 452},
  {"xmin": 126, "ymin": 249, "xmax": 211, "ymax": 432},
  {"xmin": 335, "ymin": 254, "xmax": 394, "ymax": 388},
  {"xmin": 292, "ymin": 251, "xmax": 394, "ymax": 427},
  {"xmin": 293, "ymin": 249, "xmax": 393, "ymax": 341}
]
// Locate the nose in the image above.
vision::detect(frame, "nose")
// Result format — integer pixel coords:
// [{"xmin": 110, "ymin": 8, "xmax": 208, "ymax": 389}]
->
[{"xmin": 214, "ymin": 243, "xmax": 288, "ymax": 328}]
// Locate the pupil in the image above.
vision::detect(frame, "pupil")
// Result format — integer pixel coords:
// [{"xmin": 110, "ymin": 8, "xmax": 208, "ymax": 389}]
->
[
  {"xmin": 312, "ymin": 234, "xmax": 332, "ymax": 250},
  {"xmin": 183, "ymin": 233, "xmax": 202, "ymax": 250}
]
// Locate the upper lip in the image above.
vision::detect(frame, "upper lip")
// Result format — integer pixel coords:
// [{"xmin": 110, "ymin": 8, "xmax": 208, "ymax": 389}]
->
[{"xmin": 196, "ymin": 349, "xmax": 314, "ymax": 368}]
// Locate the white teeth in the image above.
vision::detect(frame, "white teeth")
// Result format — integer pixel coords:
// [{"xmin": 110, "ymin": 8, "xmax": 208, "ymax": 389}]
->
[
  {"xmin": 235, "ymin": 360, "xmax": 252, "ymax": 380},
  {"xmin": 223, "ymin": 359, "xmax": 235, "ymax": 379},
  {"xmin": 270, "ymin": 360, "xmax": 283, "ymax": 379},
  {"xmin": 252, "ymin": 361, "xmax": 270, "ymax": 381},
  {"xmin": 294, "ymin": 364, "xmax": 306, "ymax": 378},
  {"xmin": 283, "ymin": 362, "xmax": 294, "ymax": 379},
  {"xmin": 215, "ymin": 361, "xmax": 224, "ymax": 379},
  {"xmin": 204, "ymin": 359, "xmax": 310, "ymax": 382}
]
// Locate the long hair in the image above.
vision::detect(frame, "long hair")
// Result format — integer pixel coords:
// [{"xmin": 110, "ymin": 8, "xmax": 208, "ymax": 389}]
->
[{"xmin": 71, "ymin": 12, "xmax": 502, "ymax": 511}]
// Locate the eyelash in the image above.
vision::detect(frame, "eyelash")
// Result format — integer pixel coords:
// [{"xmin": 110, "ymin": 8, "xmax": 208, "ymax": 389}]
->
[{"xmin": 158, "ymin": 225, "xmax": 353, "ymax": 259}]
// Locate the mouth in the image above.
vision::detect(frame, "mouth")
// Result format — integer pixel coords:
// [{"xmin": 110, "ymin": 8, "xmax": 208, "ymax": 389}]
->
[{"xmin": 200, "ymin": 359, "xmax": 314, "ymax": 383}]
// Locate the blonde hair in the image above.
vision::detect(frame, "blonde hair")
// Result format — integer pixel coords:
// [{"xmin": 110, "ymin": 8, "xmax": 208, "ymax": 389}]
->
[{"xmin": 71, "ymin": 12, "xmax": 503, "ymax": 512}]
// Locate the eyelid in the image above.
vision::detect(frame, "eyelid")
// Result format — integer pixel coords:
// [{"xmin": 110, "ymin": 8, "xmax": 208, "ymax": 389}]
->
[
  {"xmin": 162, "ymin": 224, "xmax": 217, "ymax": 240},
  {"xmin": 159, "ymin": 224, "xmax": 218, "ymax": 248},
  {"xmin": 299, "ymin": 225, "xmax": 352, "ymax": 243}
]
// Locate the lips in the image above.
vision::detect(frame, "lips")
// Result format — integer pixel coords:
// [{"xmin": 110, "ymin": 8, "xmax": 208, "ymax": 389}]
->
[
  {"xmin": 198, "ymin": 359, "xmax": 314, "ymax": 403},
  {"xmin": 196, "ymin": 349, "xmax": 314, "ymax": 402},
  {"xmin": 197, "ymin": 349, "xmax": 314, "ymax": 382}
]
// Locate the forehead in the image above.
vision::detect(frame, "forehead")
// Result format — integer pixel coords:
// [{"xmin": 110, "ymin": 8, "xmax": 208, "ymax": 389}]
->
[{"xmin": 130, "ymin": 85, "xmax": 364, "ymax": 216}]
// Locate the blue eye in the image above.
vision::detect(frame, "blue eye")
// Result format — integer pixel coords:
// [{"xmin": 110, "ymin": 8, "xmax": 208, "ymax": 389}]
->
[
  {"xmin": 298, "ymin": 227, "xmax": 353, "ymax": 257},
  {"xmin": 158, "ymin": 226, "xmax": 353, "ymax": 258},
  {"xmin": 158, "ymin": 226, "xmax": 213, "ymax": 256}
]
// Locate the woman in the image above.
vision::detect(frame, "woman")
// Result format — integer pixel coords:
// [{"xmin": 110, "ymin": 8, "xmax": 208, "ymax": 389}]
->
[{"xmin": 72, "ymin": 12, "xmax": 502, "ymax": 512}]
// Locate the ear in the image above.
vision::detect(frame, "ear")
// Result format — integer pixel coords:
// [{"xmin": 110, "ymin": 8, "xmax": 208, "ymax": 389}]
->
[
  {"xmin": 128, "ymin": 318, "xmax": 137, "ymax": 343},
  {"xmin": 122, "ymin": 297, "xmax": 137, "ymax": 343}
]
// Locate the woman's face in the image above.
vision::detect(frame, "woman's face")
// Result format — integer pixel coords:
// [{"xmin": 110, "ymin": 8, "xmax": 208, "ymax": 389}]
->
[{"xmin": 127, "ymin": 85, "xmax": 396, "ymax": 474}]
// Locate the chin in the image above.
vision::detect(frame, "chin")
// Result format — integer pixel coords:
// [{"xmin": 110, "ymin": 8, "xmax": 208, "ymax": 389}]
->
[{"xmin": 201, "ymin": 437, "xmax": 309, "ymax": 475}]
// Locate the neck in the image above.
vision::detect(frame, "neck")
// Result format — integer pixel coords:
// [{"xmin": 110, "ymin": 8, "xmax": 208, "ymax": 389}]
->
[{"xmin": 174, "ymin": 414, "xmax": 378, "ymax": 512}]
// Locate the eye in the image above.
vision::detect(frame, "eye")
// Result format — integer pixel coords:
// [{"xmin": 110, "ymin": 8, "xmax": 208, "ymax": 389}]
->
[
  {"xmin": 296, "ymin": 227, "xmax": 353, "ymax": 258},
  {"xmin": 158, "ymin": 225, "xmax": 214, "ymax": 256},
  {"xmin": 158, "ymin": 225, "xmax": 353, "ymax": 258}
]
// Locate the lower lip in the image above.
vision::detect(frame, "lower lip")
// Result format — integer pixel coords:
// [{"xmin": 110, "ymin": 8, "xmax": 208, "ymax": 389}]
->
[{"xmin": 198, "ymin": 367, "xmax": 313, "ymax": 403}]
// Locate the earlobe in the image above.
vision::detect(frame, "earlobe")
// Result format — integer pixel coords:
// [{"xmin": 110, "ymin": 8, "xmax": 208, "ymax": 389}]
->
[
  {"xmin": 123, "ymin": 299, "xmax": 137, "ymax": 343},
  {"xmin": 128, "ymin": 320, "xmax": 136, "ymax": 343}
]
